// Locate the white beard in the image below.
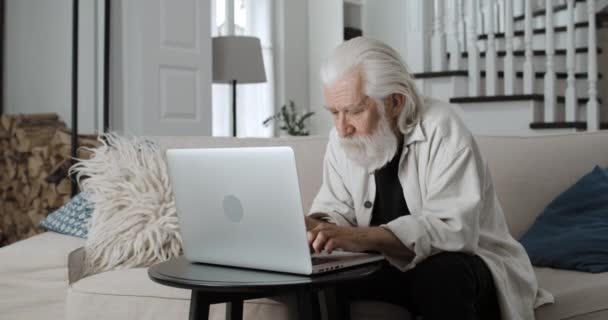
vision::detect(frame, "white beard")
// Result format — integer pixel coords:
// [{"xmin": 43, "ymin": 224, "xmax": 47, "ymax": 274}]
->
[{"xmin": 338, "ymin": 112, "xmax": 400, "ymax": 172}]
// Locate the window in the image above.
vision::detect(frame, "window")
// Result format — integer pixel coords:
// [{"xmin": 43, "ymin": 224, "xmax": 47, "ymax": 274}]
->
[{"xmin": 211, "ymin": 0, "xmax": 274, "ymax": 137}]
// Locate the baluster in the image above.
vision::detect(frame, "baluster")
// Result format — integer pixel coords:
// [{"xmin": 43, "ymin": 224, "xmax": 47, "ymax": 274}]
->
[
  {"xmin": 537, "ymin": 0, "xmax": 544, "ymax": 10},
  {"xmin": 459, "ymin": 0, "xmax": 467, "ymax": 54},
  {"xmin": 478, "ymin": 4, "xmax": 484, "ymax": 35},
  {"xmin": 523, "ymin": 0, "xmax": 535, "ymax": 94},
  {"xmin": 450, "ymin": 0, "xmax": 463, "ymax": 70},
  {"xmin": 497, "ymin": 0, "xmax": 504, "ymax": 34},
  {"xmin": 544, "ymin": 0, "xmax": 557, "ymax": 122},
  {"xmin": 486, "ymin": 0, "xmax": 498, "ymax": 95},
  {"xmin": 432, "ymin": 0, "xmax": 447, "ymax": 71},
  {"xmin": 515, "ymin": 0, "xmax": 525, "ymax": 18},
  {"xmin": 587, "ymin": 0, "xmax": 599, "ymax": 131},
  {"xmin": 468, "ymin": 0, "xmax": 481, "ymax": 96},
  {"xmin": 565, "ymin": 0, "xmax": 577, "ymax": 121},
  {"xmin": 504, "ymin": 0, "xmax": 515, "ymax": 95}
]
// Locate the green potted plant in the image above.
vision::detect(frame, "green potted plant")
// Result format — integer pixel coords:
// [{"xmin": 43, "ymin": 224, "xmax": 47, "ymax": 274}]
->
[{"xmin": 263, "ymin": 100, "xmax": 315, "ymax": 136}]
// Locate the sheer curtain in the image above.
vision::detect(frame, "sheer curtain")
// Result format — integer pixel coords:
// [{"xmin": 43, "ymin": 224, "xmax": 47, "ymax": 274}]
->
[{"xmin": 211, "ymin": 0, "xmax": 275, "ymax": 137}]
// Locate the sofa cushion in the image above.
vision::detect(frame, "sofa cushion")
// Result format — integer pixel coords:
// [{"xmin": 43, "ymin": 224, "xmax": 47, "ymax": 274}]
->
[
  {"xmin": 66, "ymin": 258, "xmax": 608, "ymax": 320},
  {"xmin": 534, "ymin": 267, "xmax": 608, "ymax": 320},
  {"xmin": 39, "ymin": 193, "xmax": 93, "ymax": 239},
  {"xmin": 0, "ymin": 232, "xmax": 85, "ymax": 320},
  {"xmin": 475, "ymin": 132, "xmax": 608, "ymax": 239},
  {"xmin": 71, "ymin": 134, "xmax": 182, "ymax": 277},
  {"xmin": 521, "ymin": 165, "xmax": 608, "ymax": 273},
  {"xmin": 66, "ymin": 267, "xmax": 292, "ymax": 320},
  {"xmin": 66, "ymin": 266, "xmax": 413, "ymax": 320}
]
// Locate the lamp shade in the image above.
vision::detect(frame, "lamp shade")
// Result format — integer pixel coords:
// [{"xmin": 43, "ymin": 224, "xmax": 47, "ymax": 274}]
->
[{"xmin": 212, "ymin": 36, "xmax": 267, "ymax": 84}]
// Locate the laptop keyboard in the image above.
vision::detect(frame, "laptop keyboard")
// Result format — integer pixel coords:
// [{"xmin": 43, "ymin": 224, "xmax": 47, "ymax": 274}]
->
[{"xmin": 312, "ymin": 257, "xmax": 339, "ymax": 265}]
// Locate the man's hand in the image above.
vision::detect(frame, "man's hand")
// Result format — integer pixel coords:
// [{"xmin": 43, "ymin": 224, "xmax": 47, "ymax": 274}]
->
[
  {"xmin": 304, "ymin": 216, "xmax": 327, "ymax": 231},
  {"xmin": 307, "ymin": 223, "xmax": 415, "ymax": 259},
  {"xmin": 307, "ymin": 223, "xmax": 374, "ymax": 254}
]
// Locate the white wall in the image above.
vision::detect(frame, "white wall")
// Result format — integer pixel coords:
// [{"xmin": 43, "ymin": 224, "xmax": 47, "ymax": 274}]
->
[
  {"xmin": 308, "ymin": 0, "xmax": 343, "ymax": 137},
  {"xmin": 402, "ymin": 0, "xmax": 432, "ymax": 73},
  {"xmin": 274, "ymin": 0, "xmax": 310, "ymax": 136},
  {"xmin": 364, "ymin": 0, "xmax": 408, "ymax": 64},
  {"xmin": 4, "ymin": 0, "xmax": 103, "ymax": 134}
]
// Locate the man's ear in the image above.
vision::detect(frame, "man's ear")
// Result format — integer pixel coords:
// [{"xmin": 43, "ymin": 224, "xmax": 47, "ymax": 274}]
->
[{"xmin": 385, "ymin": 93, "xmax": 405, "ymax": 119}]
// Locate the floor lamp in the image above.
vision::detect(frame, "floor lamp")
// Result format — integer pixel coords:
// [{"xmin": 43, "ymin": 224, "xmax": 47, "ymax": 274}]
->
[{"xmin": 212, "ymin": 36, "xmax": 266, "ymax": 137}]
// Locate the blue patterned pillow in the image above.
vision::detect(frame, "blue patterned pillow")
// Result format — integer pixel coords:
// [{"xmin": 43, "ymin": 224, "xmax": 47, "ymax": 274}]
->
[{"xmin": 39, "ymin": 193, "xmax": 94, "ymax": 238}]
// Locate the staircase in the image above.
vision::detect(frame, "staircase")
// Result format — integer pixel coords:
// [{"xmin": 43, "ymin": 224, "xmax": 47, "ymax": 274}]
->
[{"xmin": 413, "ymin": 0, "xmax": 608, "ymax": 135}]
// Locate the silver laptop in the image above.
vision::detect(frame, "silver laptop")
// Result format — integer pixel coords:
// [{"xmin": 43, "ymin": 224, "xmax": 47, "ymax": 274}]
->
[{"xmin": 166, "ymin": 146, "xmax": 384, "ymax": 275}]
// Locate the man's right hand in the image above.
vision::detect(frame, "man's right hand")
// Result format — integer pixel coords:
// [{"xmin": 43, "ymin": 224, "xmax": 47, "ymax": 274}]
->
[{"xmin": 304, "ymin": 216, "xmax": 326, "ymax": 231}]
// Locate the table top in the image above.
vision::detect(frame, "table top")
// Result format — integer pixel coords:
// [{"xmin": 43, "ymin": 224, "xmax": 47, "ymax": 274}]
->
[{"xmin": 148, "ymin": 256, "xmax": 385, "ymax": 294}]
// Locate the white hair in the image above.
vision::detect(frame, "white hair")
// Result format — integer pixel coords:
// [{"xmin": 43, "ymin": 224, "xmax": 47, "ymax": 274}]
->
[{"xmin": 320, "ymin": 37, "xmax": 421, "ymax": 133}]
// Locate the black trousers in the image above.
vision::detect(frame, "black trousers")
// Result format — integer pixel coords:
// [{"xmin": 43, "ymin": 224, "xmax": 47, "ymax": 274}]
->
[{"xmin": 335, "ymin": 252, "xmax": 501, "ymax": 320}]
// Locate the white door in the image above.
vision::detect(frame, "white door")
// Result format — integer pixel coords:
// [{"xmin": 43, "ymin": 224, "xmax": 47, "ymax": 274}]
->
[{"xmin": 124, "ymin": 0, "xmax": 212, "ymax": 136}]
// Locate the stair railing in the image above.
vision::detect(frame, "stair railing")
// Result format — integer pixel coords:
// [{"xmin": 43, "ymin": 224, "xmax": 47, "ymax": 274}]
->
[
  {"xmin": 523, "ymin": 0, "xmax": 535, "ymax": 94},
  {"xmin": 587, "ymin": 0, "xmax": 600, "ymax": 130},
  {"xmin": 430, "ymin": 0, "xmax": 601, "ymax": 130},
  {"xmin": 505, "ymin": 0, "xmax": 516, "ymax": 94},
  {"xmin": 565, "ymin": 0, "xmax": 577, "ymax": 121},
  {"xmin": 467, "ymin": 0, "xmax": 481, "ymax": 95},
  {"xmin": 545, "ymin": 0, "xmax": 557, "ymax": 122},
  {"xmin": 486, "ymin": 0, "xmax": 499, "ymax": 95}
]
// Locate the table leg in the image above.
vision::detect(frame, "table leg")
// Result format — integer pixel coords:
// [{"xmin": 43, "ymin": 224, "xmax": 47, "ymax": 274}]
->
[
  {"xmin": 190, "ymin": 290, "xmax": 210, "ymax": 320},
  {"xmin": 296, "ymin": 290, "xmax": 312, "ymax": 320},
  {"xmin": 334, "ymin": 286, "xmax": 351, "ymax": 320},
  {"xmin": 320, "ymin": 287, "xmax": 339, "ymax": 320},
  {"xmin": 296, "ymin": 289, "xmax": 321, "ymax": 320},
  {"xmin": 226, "ymin": 300, "xmax": 243, "ymax": 320}
]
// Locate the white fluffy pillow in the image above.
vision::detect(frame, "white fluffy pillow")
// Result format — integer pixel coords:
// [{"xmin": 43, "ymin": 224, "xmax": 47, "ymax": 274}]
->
[{"xmin": 70, "ymin": 133, "xmax": 182, "ymax": 276}]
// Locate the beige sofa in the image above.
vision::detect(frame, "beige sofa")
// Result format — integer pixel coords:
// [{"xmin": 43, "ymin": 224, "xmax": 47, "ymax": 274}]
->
[{"xmin": 1, "ymin": 131, "xmax": 608, "ymax": 320}]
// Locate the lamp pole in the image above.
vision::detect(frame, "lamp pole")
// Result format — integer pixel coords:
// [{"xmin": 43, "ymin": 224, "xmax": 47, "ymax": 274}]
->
[{"xmin": 232, "ymin": 79, "xmax": 237, "ymax": 137}]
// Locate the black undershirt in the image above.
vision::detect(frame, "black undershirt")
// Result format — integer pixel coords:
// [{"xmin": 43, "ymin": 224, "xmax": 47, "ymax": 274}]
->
[{"xmin": 369, "ymin": 142, "xmax": 411, "ymax": 226}]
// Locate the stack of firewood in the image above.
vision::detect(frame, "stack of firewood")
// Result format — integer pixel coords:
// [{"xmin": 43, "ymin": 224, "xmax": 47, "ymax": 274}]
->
[{"xmin": 0, "ymin": 113, "xmax": 100, "ymax": 247}]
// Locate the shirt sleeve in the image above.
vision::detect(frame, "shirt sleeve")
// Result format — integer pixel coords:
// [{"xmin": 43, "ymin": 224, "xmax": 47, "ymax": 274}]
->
[
  {"xmin": 307, "ymin": 132, "xmax": 357, "ymax": 227},
  {"xmin": 382, "ymin": 143, "xmax": 484, "ymax": 271}
]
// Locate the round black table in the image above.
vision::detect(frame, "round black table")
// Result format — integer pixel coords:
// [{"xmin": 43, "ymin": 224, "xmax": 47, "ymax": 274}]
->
[{"xmin": 148, "ymin": 256, "xmax": 384, "ymax": 320}]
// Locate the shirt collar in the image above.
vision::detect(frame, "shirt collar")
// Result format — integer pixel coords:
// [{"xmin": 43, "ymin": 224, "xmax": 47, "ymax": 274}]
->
[{"xmin": 401, "ymin": 119, "xmax": 426, "ymax": 146}]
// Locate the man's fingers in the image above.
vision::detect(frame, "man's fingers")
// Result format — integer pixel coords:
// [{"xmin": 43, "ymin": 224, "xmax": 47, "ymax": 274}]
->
[
  {"xmin": 307, "ymin": 230, "xmax": 316, "ymax": 243},
  {"xmin": 312, "ymin": 231, "xmax": 332, "ymax": 254},
  {"xmin": 307, "ymin": 231, "xmax": 316, "ymax": 254},
  {"xmin": 312, "ymin": 231, "xmax": 326, "ymax": 254},
  {"xmin": 325, "ymin": 239, "xmax": 339, "ymax": 254},
  {"xmin": 308, "ymin": 225, "xmax": 342, "ymax": 254}
]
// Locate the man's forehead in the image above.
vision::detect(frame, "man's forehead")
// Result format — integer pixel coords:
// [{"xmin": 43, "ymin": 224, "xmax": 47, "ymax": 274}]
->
[{"xmin": 323, "ymin": 70, "xmax": 365, "ymax": 109}]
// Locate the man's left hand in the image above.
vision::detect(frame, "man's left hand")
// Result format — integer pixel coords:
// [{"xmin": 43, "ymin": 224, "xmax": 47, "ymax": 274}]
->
[{"xmin": 307, "ymin": 223, "xmax": 374, "ymax": 254}]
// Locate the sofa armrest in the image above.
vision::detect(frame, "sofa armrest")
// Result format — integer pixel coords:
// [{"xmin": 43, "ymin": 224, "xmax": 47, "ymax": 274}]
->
[{"xmin": 68, "ymin": 247, "xmax": 85, "ymax": 285}]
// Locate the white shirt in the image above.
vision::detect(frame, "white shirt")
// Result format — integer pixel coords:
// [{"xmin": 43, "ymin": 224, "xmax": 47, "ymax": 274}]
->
[{"xmin": 308, "ymin": 97, "xmax": 554, "ymax": 319}]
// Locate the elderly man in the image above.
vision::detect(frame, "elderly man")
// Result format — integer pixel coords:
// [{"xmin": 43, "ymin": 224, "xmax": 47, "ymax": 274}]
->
[{"xmin": 305, "ymin": 37, "xmax": 552, "ymax": 319}]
